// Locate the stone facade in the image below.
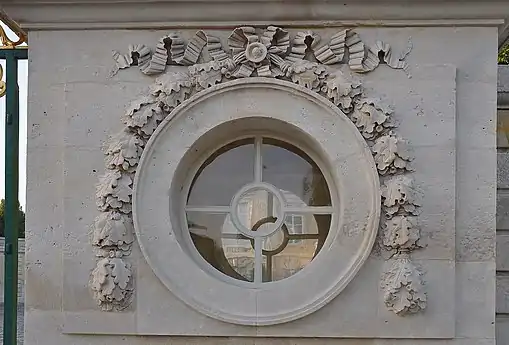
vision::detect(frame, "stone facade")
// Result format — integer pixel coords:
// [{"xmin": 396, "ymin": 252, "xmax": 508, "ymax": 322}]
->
[
  {"xmin": 5, "ymin": 1, "xmax": 503, "ymax": 344},
  {"xmin": 496, "ymin": 65, "xmax": 509, "ymax": 345}
]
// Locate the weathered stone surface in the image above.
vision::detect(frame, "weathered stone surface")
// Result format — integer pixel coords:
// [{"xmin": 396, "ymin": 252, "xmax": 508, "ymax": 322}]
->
[
  {"xmin": 497, "ymin": 316, "xmax": 509, "ymax": 345},
  {"xmin": 497, "ymin": 191, "xmax": 509, "ymax": 230},
  {"xmin": 497, "ymin": 233, "xmax": 509, "ymax": 271},
  {"xmin": 497, "ymin": 275, "xmax": 509, "ymax": 314},
  {"xmin": 498, "ymin": 152, "xmax": 509, "ymax": 188},
  {"xmin": 22, "ymin": 9, "xmax": 498, "ymax": 345}
]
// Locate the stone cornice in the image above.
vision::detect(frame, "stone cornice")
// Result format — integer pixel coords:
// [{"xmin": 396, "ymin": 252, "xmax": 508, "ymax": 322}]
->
[{"xmin": 2, "ymin": 0, "xmax": 508, "ymax": 30}]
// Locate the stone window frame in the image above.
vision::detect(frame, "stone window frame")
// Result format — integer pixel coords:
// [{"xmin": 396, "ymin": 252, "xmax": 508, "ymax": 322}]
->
[{"xmin": 132, "ymin": 79, "xmax": 381, "ymax": 325}]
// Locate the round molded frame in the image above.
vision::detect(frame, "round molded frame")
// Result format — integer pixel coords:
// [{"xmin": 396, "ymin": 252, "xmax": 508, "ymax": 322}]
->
[{"xmin": 133, "ymin": 78, "xmax": 381, "ymax": 326}]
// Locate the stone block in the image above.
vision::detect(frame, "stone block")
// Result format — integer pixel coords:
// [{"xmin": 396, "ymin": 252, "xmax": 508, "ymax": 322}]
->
[
  {"xmin": 496, "ymin": 274, "xmax": 509, "ymax": 314},
  {"xmin": 22, "ymin": 21, "xmax": 499, "ymax": 345},
  {"xmin": 455, "ymin": 262, "xmax": 496, "ymax": 338},
  {"xmin": 498, "ymin": 152, "xmax": 509, "ymax": 188},
  {"xmin": 497, "ymin": 190, "xmax": 509, "ymax": 230},
  {"xmin": 497, "ymin": 233, "xmax": 509, "ymax": 271}
]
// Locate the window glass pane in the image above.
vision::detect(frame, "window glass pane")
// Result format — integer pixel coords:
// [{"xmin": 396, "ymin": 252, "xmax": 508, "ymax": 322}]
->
[
  {"xmin": 264, "ymin": 214, "xmax": 331, "ymax": 281},
  {"xmin": 188, "ymin": 139, "xmax": 255, "ymax": 206},
  {"xmin": 262, "ymin": 138, "xmax": 331, "ymax": 206},
  {"xmin": 235, "ymin": 188, "xmax": 282, "ymax": 234},
  {"xmin": 264, "ymin": 239, "xmax": 319, "ymax": 282},
  {"xmin": 187, "ymin": 211, "xmax": 254, "ymax": 282}
]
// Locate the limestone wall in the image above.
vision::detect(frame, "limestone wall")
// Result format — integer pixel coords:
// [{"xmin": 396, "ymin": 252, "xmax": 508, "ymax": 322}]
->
[{"xmin": 22, "ymin": 13, "xmax": 498, "ymax": 345}]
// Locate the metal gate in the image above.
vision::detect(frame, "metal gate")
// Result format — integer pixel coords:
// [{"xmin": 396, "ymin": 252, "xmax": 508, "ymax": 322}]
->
[{"xmin": 0, "ymin": 10, "xmax": 27, "ymax": 345}]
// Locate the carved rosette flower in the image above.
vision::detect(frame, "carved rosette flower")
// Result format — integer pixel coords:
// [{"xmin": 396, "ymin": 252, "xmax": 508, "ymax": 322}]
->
[
  {"xmin": 381, "ymin": 175, "xmax": 420, "ymax": 217},
  {"xmin": 372, "ymin": 133, "xmax": 412, "ymax": 175},
  {"xmin": 383, "ymin": 216, "xmax": 421, "ymax": 251},
  {"xmin": 90, "ymin": 255, "xmax": 134, "ymax": 311},
  {"xmin": 228, "ymin": 26, "xmax": 290, "ymax": 77},
  {"xmin": 380, "ymin": 253, "xmax": 426, "ymax": 315}
]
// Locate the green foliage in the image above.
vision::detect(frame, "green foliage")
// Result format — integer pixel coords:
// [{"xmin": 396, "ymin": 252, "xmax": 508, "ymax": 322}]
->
[
  {"xmin": 0, "ymin": 199, "xmax": 25, "ymax": 238},
  {"xmin": 499, "ymin": 45, "xmax": 509, "ymax": 65}
]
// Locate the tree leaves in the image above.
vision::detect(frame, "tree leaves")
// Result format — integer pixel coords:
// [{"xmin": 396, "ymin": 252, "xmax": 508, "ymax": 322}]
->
[{"xmin": 0, "ymin": 199, "xmax": 25, "ymax": 238}]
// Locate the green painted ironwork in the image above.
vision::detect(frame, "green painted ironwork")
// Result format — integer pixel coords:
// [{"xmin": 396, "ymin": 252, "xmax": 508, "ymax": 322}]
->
[{"xmin": 0, "ymin": 47, "xmax": 28, "ymax": 345}]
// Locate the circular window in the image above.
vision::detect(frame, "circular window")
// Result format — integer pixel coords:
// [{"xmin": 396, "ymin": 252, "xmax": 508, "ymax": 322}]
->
[
  {"xmin": 134, "ymin": 78, "xmax": 380, "ymax": 325},
  {"xmin": 186, "ymin": 137, "xmax": 332, "ymax": 284}
]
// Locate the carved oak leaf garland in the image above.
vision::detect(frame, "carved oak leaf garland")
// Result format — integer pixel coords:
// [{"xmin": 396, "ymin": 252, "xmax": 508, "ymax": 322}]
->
[
  {"xmin": 383, "ymin": 216, "xmax": 421, "ymax": 251},
  {"xmin": 291, "ymin": 60, "xmax": 328, "ymax": 92},
  {"xmin": 323, "ymin": 69, "xmax": 362, "ymax": 112},
  {"xmin": 90, "ymin": 256, "xmax": 134, "ymax": 311},
  {"xmin": 372, "ymin": 132, "xmax": 412, "ymax": 175},
  {"xmin": 381, "ymin": 253, "xmax": 427, "ymax": 315},
  {"xmin": 381, "ymin": 175, "xmax": 420, "ymax": 217},
  {"xmin": 351, "ymin": 98, "xmax": 395, "ymax": 140},
  {"xmin": 104, "ymin": 130, "xmax": 144, "ymax": 170},
  {"xmin": 94, "ymin": 26, "xmax": 424, "ymax": 314},
  {"xmin": 92, "ymin": 211, "xmax": 134, "ymax": 251}
]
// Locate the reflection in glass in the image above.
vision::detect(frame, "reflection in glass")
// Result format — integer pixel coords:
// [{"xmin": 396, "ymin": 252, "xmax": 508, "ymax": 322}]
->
[
  {"xmin": 188, "ymin": 212, "xmax": 254, "ymax": 281},
  {"xmin": 263, "ymin": 214, "xmax": 331, "ymax": 282},
  {"xmin": 235, "ymin": 189, "xmax": 281, "ymax": 233},
  {"xmin": 186, "ymin": 137, "xmax": 333, "ymax": 283},
  {"xmin": 188, "ymin": 139, "xmax": 255, "ymax": 206},
  {"xmin": 262, "ymin": 138, "xmax": 331, "ymax": 207}
]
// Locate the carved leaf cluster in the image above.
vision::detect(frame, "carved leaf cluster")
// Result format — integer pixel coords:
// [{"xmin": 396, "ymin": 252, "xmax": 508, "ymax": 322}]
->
[
  {"xmin": 104, "ymin": 130, "xmax": 144, "ymax": 171},
  {"xmin": 290, "ymin": 60, "xmax": 328, "ymax": 92},
  {"xmin": 372, "ymin": 133, "xmax": 412, "ymax": 175},
  {"xmin": 382, "ymin": 216, "xmax": 421, "ymax": 251},
  {"xmin": 92, "ymin": 211, "xmax": 134, "ymax": 253},
  {"xmin": 380, "ymin": 254, "xmax": 427, "ymax": 315},
  {"xmin": 381, "ymin": 175, "xmax": 420, "ymax": 217},
  {"xmin": 323, "ymin": 69, "xmax": 361, "ymax": 112},
  {"xmin": 96, "ymin": 170, "xmax": 133, "ymax": 213},
  {"xmin": 152, "ymin": 71, "xmax": 193, "ymax": 111},
  {"xmin": 351, "ymin": 98, "xmax": 394, "ymax": 140},
  {"xmin": 90, "ymin": 257, "xmax": 134, "ymax": 311},
  {"xmin": 189, "ymin": 61, "xmax": 224, "ymax": 90}
]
